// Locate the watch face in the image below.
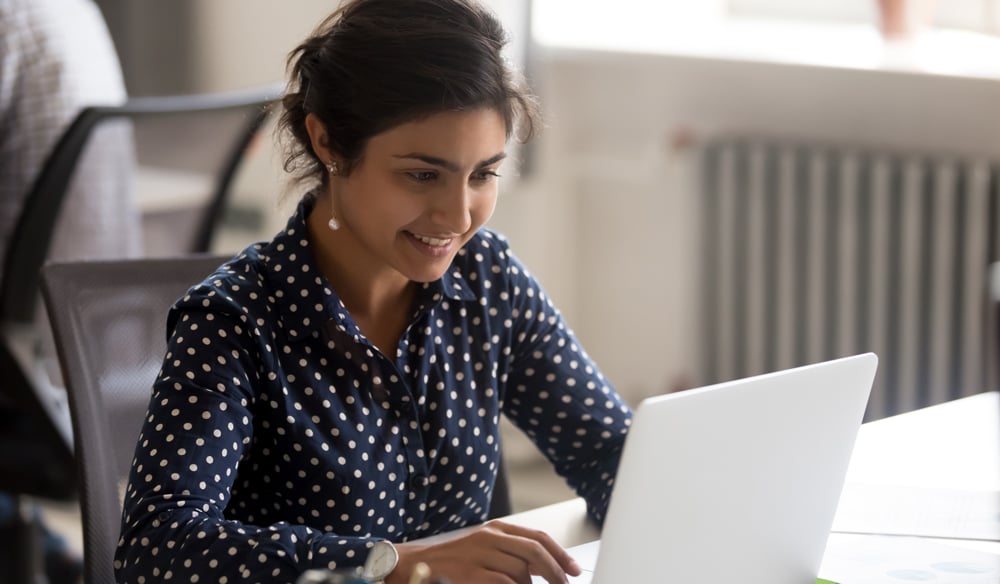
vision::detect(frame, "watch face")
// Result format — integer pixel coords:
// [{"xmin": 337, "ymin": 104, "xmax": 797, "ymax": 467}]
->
[{"xmin": 363, "ymin": 540, "xmax": 399, "ymax": 580}]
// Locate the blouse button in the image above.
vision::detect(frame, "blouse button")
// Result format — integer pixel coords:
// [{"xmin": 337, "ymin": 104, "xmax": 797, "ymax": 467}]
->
[{"xmin": 409, "ymin": 474, "xmax": 429, "ymax": 489}]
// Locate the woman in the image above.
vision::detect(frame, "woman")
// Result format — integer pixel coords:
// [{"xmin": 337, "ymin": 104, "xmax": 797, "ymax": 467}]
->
[{"xmin": 116, "ymin": 1, "xmax": 632, "ymax": 582}]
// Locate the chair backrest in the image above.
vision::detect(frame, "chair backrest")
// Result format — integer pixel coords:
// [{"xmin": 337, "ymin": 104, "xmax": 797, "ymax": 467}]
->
[
  {"xmin": 487, "ymin": 454, "xmax": 512, "ymax": 519},
  {"xmin": 0, "ymin": 85, "xmax": 279, "ymax": 503},
  {"xmin": 2, "ymin": 83, "xmax": 281, "ymax": 326},
  {"xmin": 41, "ymin": 255, "xmax": 228, "ymax": 584}
]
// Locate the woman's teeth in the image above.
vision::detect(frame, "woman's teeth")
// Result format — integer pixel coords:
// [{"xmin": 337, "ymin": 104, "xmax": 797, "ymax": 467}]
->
[{"xmin": 413, "ymin": 234, "xmax": 450, "ymax": 246}]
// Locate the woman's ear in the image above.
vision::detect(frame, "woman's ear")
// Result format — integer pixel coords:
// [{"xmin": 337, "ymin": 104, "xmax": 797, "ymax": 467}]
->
[{"xmin": 305, "ymin": 113, "xmax": 334, "ymax": 165}]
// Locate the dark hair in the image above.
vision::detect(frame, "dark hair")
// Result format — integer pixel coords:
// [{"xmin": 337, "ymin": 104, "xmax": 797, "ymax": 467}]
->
[{"xmin": 278, "ymin": 0, "xmax": 541, "ymax": 185}]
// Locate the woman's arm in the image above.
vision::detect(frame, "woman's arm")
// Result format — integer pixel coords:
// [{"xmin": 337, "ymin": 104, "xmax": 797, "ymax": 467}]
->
[{"xmin": 495, "ymin": 242, "xmax": 633, "ymax": 525}]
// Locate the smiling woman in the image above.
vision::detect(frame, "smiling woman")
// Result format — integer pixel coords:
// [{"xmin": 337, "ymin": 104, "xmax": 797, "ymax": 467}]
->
[
  {"xmin": 113, "ymin": 1, "xmax": 633, "ymax": 584},
  {"xmin": 304, "ymin": 109, "xmax": 508, "ymax": 301},
  {"xmin": 304, "ymin": 108, "xmax": 509, "ymax": 353}
]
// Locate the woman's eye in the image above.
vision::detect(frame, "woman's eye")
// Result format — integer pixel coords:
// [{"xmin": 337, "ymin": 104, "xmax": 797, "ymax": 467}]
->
[
  {"xmin": 408, "ymin": 171, "xmax": 438, "ymax": 182},
  {"xmin": 472, "ymin": 170, "xmax": 501, "ymax": 182}
]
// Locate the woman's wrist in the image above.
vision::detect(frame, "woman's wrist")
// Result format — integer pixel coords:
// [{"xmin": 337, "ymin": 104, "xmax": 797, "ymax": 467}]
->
[{"xmin": 383, "ymin": 542, "xmax": 431, "ymax": 584}]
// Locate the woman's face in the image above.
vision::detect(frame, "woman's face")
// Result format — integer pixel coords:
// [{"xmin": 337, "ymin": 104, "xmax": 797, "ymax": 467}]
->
[{"xmin": 315, "ymin": 108, "xmax": 508, "ymax": 284}]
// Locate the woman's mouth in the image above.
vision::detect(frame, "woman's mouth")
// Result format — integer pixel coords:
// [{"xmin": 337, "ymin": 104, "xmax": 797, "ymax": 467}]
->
[{"xmin": 406, "ymin": 231, "xmax": 456, "ymax": 257}]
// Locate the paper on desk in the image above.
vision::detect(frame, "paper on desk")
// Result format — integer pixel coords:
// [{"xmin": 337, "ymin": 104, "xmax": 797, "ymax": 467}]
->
[
  {"xmin": 832, "ymin": 483, "xmax": 1000, "ymax": 541},
  {"xmin": 820, "ymin": 533, "xmax": 1000, "ymax": 583}
]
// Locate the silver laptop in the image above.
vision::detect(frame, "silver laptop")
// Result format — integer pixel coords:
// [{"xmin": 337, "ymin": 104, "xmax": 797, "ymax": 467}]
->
[{"xmin": 557, "ymin": 353, "xmax": 877, "ymax": 584}]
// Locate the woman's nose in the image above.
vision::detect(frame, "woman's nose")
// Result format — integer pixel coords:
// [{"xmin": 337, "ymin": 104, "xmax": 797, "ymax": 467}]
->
[{"xmin": 431, "ymin": 184, "xmax": 472, "ymax": 234}]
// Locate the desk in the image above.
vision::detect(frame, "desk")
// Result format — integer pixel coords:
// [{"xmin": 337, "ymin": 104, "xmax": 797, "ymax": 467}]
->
[
  {"xmin": 494, "ymin": 391, "xmax": 1000, "ymax": 581},
  {"xmin": 831, "ymin": 391, "xmax": 999, "ymax": 548}
]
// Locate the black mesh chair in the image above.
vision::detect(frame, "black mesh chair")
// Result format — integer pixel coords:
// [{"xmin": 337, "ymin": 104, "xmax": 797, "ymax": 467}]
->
[
  {"xmin": 41, "ymin": 255, "xmax": 227, "ymax": 584},
  {"xmin": 488, "ymin": 457, "xmax": 512, "ymax": 519},
  {"xmin": 0, "ymin": 83, "xmax": 281, "ymax": 582}
]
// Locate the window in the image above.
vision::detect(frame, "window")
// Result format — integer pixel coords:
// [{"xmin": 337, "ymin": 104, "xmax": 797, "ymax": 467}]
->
[
  {"xmin": 533, "ymin": 0, "xmax": 1000, "ymax": 39},
  {"xmin": 728, "ymin": 0, "xmax": 1000, "ymax": 34}
]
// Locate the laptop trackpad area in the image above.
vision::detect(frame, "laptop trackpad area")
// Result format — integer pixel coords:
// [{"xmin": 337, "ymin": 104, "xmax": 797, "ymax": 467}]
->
[{"xmin": 531, "ymin": 540, "xmax": 600, "ymax": 584}]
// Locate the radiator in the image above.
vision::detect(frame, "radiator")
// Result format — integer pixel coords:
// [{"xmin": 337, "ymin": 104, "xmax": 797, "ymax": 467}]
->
[{"xmin": 700, "ymin": 137, "xmax": 1000, "ymax": 421}]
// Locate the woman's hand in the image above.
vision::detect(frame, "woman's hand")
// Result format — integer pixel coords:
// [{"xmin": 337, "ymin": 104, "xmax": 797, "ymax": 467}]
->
[{"xmin": 386, "ymin": 520, "xmax": 582, "ymax": 584}]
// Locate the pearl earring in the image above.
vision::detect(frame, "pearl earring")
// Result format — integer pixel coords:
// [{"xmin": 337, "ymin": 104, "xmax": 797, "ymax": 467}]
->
[{"xmin": 325, "ymin": 160, "xmax": 340, "ymax": 230}]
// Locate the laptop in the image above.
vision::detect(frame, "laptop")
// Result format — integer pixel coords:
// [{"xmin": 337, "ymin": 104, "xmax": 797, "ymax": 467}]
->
[{"xmin": 549, "ymin": 353, "xmax": 877, "ymax": 584}]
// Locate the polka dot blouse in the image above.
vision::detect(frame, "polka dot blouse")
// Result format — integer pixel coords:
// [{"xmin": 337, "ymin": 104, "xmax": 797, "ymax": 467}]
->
[{"xmin": 115, "ymin": 194, "xmax": 633, "ymax": 582}]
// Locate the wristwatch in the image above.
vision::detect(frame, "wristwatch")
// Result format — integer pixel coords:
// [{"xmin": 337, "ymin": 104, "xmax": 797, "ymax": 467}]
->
[{"xmin": 362, "ymin": 540, "xmax": 398, "ymax": 583}]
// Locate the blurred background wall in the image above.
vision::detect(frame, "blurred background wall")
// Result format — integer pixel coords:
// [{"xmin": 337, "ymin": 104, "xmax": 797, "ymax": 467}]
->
[{"xmin": 88, "ymin": 0, "xmax": 1000, "ymax": 506}]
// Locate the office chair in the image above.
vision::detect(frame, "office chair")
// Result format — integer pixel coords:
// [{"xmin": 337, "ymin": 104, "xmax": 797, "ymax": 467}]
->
[
  {"xmin": 41, "ymin": 255, "xmax": 227, "ymax": 583},
  {"xmin": 4, "ymin": 82, "xmax": 282, "ymax": 331},
  {"xmin": 489, "ymin": 454, "xmax": 513, "ymax": 519},
  {"xmin": 0, "ymin": 83, "xmax": 281, "ymax": 582}
]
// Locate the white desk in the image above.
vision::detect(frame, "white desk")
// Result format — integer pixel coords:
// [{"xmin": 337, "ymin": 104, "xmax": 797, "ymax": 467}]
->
[
  {"xmin": 496, "ymin": 391, "xmax": 1000, "ymax": 581},
  {"xmin": 832, "ymin": 391, "xmax": 999, "ymax": 547}
]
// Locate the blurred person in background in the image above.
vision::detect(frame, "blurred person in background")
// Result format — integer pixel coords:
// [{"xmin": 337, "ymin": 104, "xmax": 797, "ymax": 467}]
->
[
  {"xmin": 0, "ymin": 0, "xmax": 141, "ymax": 581},
  {"xmin": 115, "ymin": 0, "xmax": 633, "ymax": 582}
]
